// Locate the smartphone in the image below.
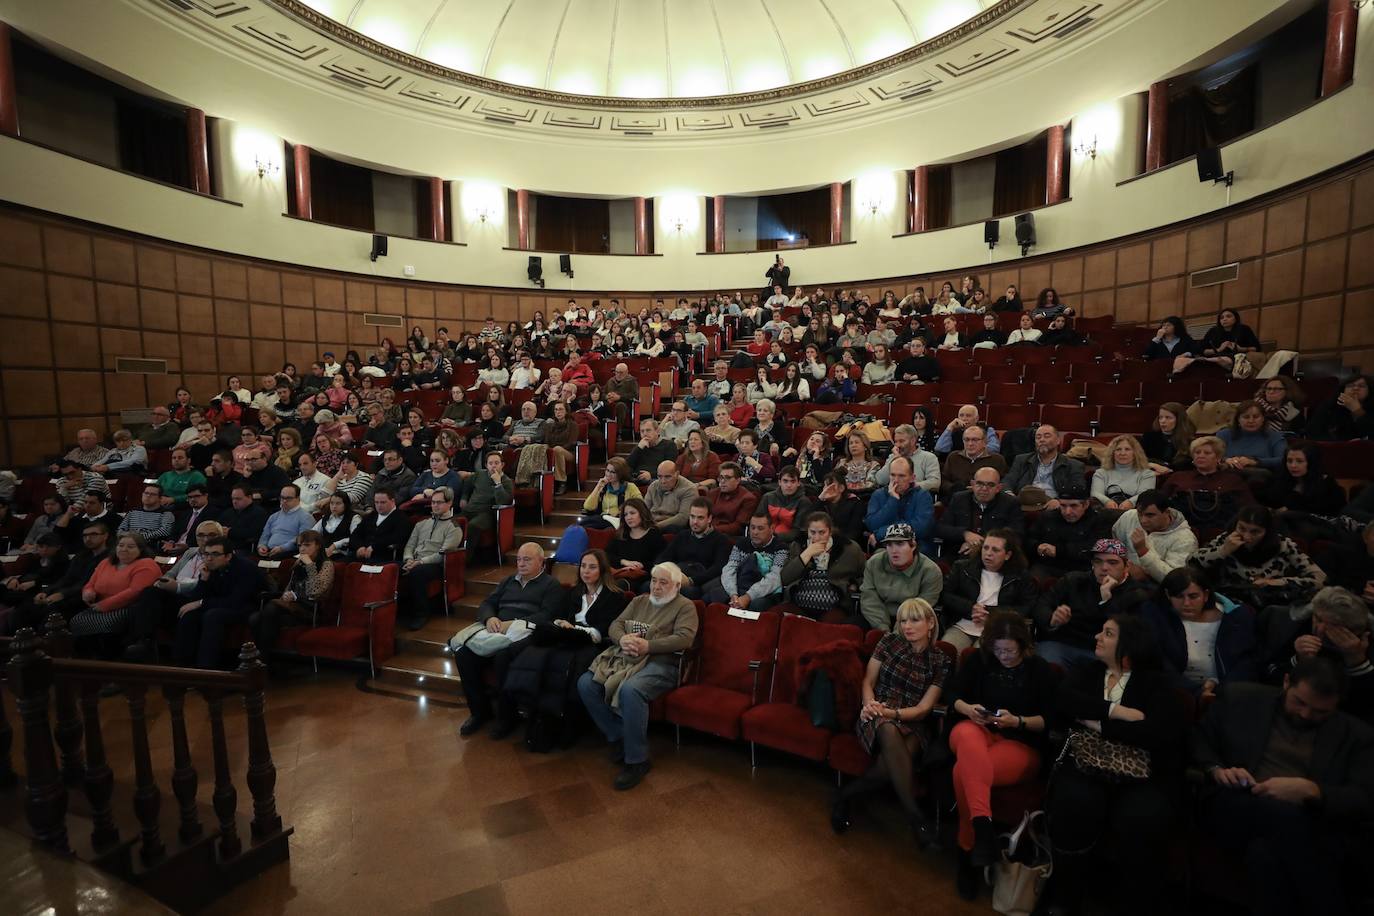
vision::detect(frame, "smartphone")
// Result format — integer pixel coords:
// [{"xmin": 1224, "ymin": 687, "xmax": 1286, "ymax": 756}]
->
[{"xmin": 975, "ymin": 706, "xmax": 991, "ymax": 717}]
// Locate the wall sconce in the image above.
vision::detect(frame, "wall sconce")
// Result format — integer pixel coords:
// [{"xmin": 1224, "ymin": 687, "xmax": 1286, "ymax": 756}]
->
[
  {"xmin": 672, "ymin": 217, "xmax": 685, "ymax": 232},
  {"xmin": 253, "ymin": 155, "xmax": 280, "ymax": 179},
  {"xmin": 1073, "ymin": 135, "xmax": 1099, "ymax": 160},
  {"xmin": 474, "ymin": 207, "xmax": 492, "ymax": 223},
  {"xmin": 862, "ymin": 198, "xmax": 881, "ymax": 216}
]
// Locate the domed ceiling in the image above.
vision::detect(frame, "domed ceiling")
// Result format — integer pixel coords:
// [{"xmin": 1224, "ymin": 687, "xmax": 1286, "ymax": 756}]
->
[{"xmin": 298, "ymin": 0, "xmax": 1004, "ymax": 99}]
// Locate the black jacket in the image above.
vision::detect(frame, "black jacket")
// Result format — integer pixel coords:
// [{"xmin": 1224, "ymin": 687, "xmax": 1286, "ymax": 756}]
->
[
  {"xmin": 243, "ymin": 466, "xmax": 290, "ymax": 510},
  {"xmin": 1034, "ymin": 571, "xmax": 1150, "ymax": 650},
  {"xmin": 188, "ymin": 554, "xmax": 264, "ymax": 613},
  {"xmin": 660, "ymin": 529, "xmax": 732, "ymax": 584},
  {"xmin": 815, "ymin": 493, "xmax": 868, "ymax": 547},
  {"xmin": 950, "ymin": 652, "xmax": 1059, "ymax": 752},
  {"xmin": 1004, "ymin": 452, "xmax": 1087, "ymax": 498},
  {"xmin": 940, "ymin": 558, "xmax": 1038, "ymax": 630},
  {"xmin": 169, "ymin": 504, "xmax": 224, "ymax": 545},
  {"xmin": 203, "ymin": 471, "xmax": 244, "ymax": 510},
  {"xmin": 219, "ymin": 503, "xmax": 269, "ymax": 554},
  {"xmin": 47, "ymin": 548, "xmax": 106, "ymax": 602},
  {"xmin": 1141, "ymin": 600, "xmax": 1260, "ymax": 690},
  {"xmin": 477, "ymin": 572, "xmax": 565, "ymax": 624},
  {"xmin": 1029, "ymin": 509, "xmax": 1112, "ymax": 575},
  {"xmin": 351, "ymin": 510, "xmax": 413, "ymax": 563},
  {"xmin": 559, "ymin": 585, "xmax": 629, "ymax": 637},
  {"xmin": 934, "ymin": 490, "xmax": 1025, "ymax": 556},
  {"xmin": 1191, "ymin": 682, "xmax": 1374, "ymax": 825},
  {"xmin": 1057, "ymin": 662, "xmax": 1187, "ymax": 784}
]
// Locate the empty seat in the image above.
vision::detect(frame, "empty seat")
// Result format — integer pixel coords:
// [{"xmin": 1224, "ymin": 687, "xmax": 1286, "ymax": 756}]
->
[
  {"xmin": 1032, "ymin": 382, "xmax": 1084, "ymax": 404},
  {"xmin": 294, "ymin": 563, "xmax": 399, "ymax": 676},
  {"xmin": 986, "ymin": 403, "xmax": 1041, "ymax": 430},
  {"xmin": 664, "ymin": 604, "xmax": 782, "ymax": 741}
]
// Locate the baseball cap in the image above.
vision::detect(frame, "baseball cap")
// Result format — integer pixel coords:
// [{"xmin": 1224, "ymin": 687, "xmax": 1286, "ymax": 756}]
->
[
  {"xmin": 1091, "ymin": 538, "xmax": 1127, "ymax": 558},
  {"xmin": 879, "ymin": 523, "xmax": 916, "ymax": 545}
]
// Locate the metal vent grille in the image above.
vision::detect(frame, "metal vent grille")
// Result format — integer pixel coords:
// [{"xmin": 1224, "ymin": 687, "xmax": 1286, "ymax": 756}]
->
[
  {"xmin": 1054, "ymin": 17, "xmax": 1095, "ymax": 39},
  {"xmin": 115, "ymin": 357, "xmax": 169, "ymax": 374},
  {"xmin": 363, "ymin": 313, "xmax": 404, "ymax": 328},
  {"xmin": 1190, "ymin": 263, "xmax": 1240, "ymax": 288}
]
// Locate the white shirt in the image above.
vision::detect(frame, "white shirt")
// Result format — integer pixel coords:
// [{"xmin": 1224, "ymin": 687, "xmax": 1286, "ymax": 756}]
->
[
  {"xmin": 322, "ymin": 361, "xmax": 341, "ymax": 377},
  {"xmin": 509, "ymin": 365, "xmax": 541, "ymax": 390},
  {"xmin": 294, "ymin": 471, "xmax": 331, "ymax": 513},
  {"xmin": 1181, "ymin": 619, "xmax": 1221, "ymax": 685},
  {"xmin": 954, "ymin": 569, "xmax": 1004, "ymax": 637}
]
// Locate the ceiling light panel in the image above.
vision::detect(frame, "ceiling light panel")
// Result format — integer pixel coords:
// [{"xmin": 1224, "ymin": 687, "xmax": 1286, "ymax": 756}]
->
[
  {"xmin": 485, "ymin": 0, "xmax": 569, "ymax": 88},
  {"xmin": 827, "ymin": 1, "xmax": 916, "ymax": 65},
  {"xmin": 902, "ymin": 0, "xmax": 987, "ymax": 41},
  {"xmin": 714, "ymin": 1, "xmax": 790, "ymax": 92},
  {"xmin": 352, "ymin": 0, "xmax": 443, "ymax": 54},
  {"xmin": 545, "ymin": 0, "xmax": 614, "ymax": 95},
  {"xmin": 608, "ymin": 0, "xmax": 668, "ymax": 97},
  {"xmin": 664, "ymin": 0, "xmax": 730, "ymax": 97},
  {"xmin": 416, "ymin": 0, "xmax": 513, "ymax": 78},
  {"xmin": 767, "ymin": 0, "xmax": 853, "ymax": 82}
]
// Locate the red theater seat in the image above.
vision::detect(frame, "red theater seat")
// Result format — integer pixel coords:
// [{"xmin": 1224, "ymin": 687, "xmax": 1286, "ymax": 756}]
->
[
  {"xmin": 664, "ymin": 604, "xmax": 782, "ymax": 741},
  {"xmin": 294, "ymin": 563, "xmax": 399, "ymax": 676}
]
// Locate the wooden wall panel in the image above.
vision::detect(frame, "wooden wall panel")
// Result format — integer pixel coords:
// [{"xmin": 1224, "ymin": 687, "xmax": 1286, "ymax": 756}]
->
[
  {"xmin": 4, "ymin": 370, "xmax": 58, "ymax": 415},
  {"xmin": 140, "ymin": 288, "xmax": 178, "ymax": 330},
  {"xmin": 1050, "ymin": 258, "xmax": 1083, "ymax": 295},
  {"xmin": 1226, "ymin": 211, "xmax": 1265, "ymax": 262},
  {"xmin": 1302, "ymin": 237, "xmax": 1346, "ymax": 296},
  {"xmin": 1186, "ymin": 224, "xmax": 1225, "ymax": 272},
  {"xmin": 1150, "ymin": 233, "xmax": 1186, "ymax": 279},
  {"xmin": 1082, "ymin": 252, "xmax": 1115, "ymax": 291},
  {"xmin": 175, "ymin": 254, "xmax": 213, "ymax": 296},
  {"xmin": 249, "ymin": 266, "xmax": 282, "ymax": 303},
  {"xmin": 0, "ymin": 266, "xmax": 49, "ymax": 318},
  {"xmin": 212, "ymin": 261, "xmax": 248, "ymax": 300},
  {"xmin": 136, "ymin": 246, "xmax": 176, "ymax": 290},
  {"xmin": 1349, "ymin": 227, "xmax": 1374, "ymax": 288},
  {"xmin": 1298, "ymin": 295, "xmax": 1343, "ymax": 350},
  {"xmin": 48, "ymin": 275, "xmax": 96, "ymax": 323},
  {"xmin": 0, "ymin": 214, "xmax": 45, "ymax": 268},
  {"xmin": 1343, "ymin": 289, "xmax": 1374, "ymax": 346},
  {"xmin": 1306, "ymin": 180, "xmax": 1351, "ymax": 242},
  {"xmin": 43, "ymin": 226, "xmax": 93, "ymax": 277},
  {"xmin": 1261, "ymin": 250, "xmax": 1303, "ymax": 303},
  {"xmin": 1117, "ymin": 243, "xmax": 1150, "ymax": 285},
  {"xmin": 1265, "ymin": 198, "xmax": 1306, "ymax": 253},
  {"xmin": 178, "ymin": 295, "xmax": 215, "ymax": 335}
]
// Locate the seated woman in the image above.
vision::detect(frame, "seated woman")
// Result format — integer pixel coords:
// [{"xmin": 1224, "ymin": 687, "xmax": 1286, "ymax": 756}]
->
[
  {"xmin": 779, "ymin": 511, "xmax": 865, "ymax": 620},
  {"xmin": 1141, "ymin": 402, "xmax": 1195, "ymax": 476},
  {"xmin": 1253, "ymin": 376, "xmax": 1303, "ymax": 435},
  {"xmin": 939, "ymin": 529, "xmax": 1036, "ymax": 651},
  {"xmin": 232, "ymin": 426, "xmax": 273, "ymax": 476},
  {"xmin": 607, "ymin": 499, "xmax": 666, "ymax": 580},
  {"xmin": 861, "ymin": 345, "xmax": 898, "ymax": 384},
  {"xmin": 392, "ymin": 357, "xmax": 417, "ymax": 392},
  {"xmin": 475, "ymin": 353, "xmax": 510, "ymax": 389},
  {"xmin": 934, "ymin": 316, "xmax": 966, "ymax": 350},
  {"xmin": 1141, "ymin": 566, "xmax": 1258, "ymax": 699},
  {"xmin": 250, "ymin": 530, "xmax": 334, "ymax": 668},
  {"xmin": 1030, "ymin": 287, "xmax": 1073, "ymax": 320},
  {"xmin": 472, "ymin": 402, "xmax": 507, "ymax": 445},
  {"xmin": 748, "ymin": 398, "xmax": 788, "ymax": 461},
  {"xmin": 502, "ymin": 548, "xmax": 629, "ymax": 751},
  {"xmin": 1305, "ymin": 374, "xmax": 1373, "ymax": 441},
  {"xmin": 1158, "ymin": 436, "xmax": 1255, "ymax": 533},
  {"xmin": 1259, "ymin": 443, "xmax": 1345, "ymax": 516},
  {"xmin": 727, "ymin": 383, "xmax": 756, "ymax": 428},
  {"xmin": 1004, "ymin": 312, "xmax": 1042, "ymax": 346},
  {"xmin": 816, "ymin": 362, "xmax": 857, "ymax": 404},
  {"xmin": 774, "ymin": 362, "xmax": 811, "ymax": 404},
  {"xmin": 1038, "ymin": 314, "xmax": 1085, "ymax": 347},
  {"xmin": 836, "ymin": 431, "xmax": 880, "ymax": 495},
  {"xmin": 830, "ymin": 598, "xmax": 949, "ymax": 845},
  {"xmin": 746, "ymin": 366, "xmax": 778, "ymax": 404},
  {"xmin": 68, "ymin": 532, "xmax": 162, "ymax": 656},
  {"xmin": 1043, "ymin": 614, "xmax": 1184, "ymax": 916},
  {"xmin": 792, "ymin": 430, "xmax": 835, "ymax": 493},
  {"xmin": 314, "ymin": 409, "xmax": 353, "ymax": 446},
  {"xmin": 1217, "ymin": 401, "xmax": 1286, "ymax": 482},
  {"xmin": 403, "ymin": 408, "xmax": 436, "ymax": 452},
  {"xmin": 274, "ymin": 428, "xmax": 304, "ymax": 474},
  {"xmin": 1143, "ymin": 316, "xmax": 1196, "ymax": 363},
  {"xmin": 1186, "ymin": 308, "xmax": 1260, "ymax": 373},
  {"xmin": 969, "ymin": 313, "xmax": 1005, "ymax": 349},
  {"xmin": 406, "ymin": 450, "xmax": 464, "ymax": 505},
  {"xmin": 311, "ymin": 434, "xmax": 344, "ymax": 477},
  {"xmin": 798, "ymin": 345, "xmax": 829, "ymax": 383},
  {"xmin": 338, "ymin": 392, "xmax": 366, "ymax": 426},
  {"xmin": 314, "ymin": 493, "xmax": 361, "ymax": 558},
  {"xmin": 705, "ymin": 404, "xmax": 742, "ymax": 455},
  {"xmin": 1193, "ymin": 505, "xmax": 1326, "ymax": 608},
  {"xmin": 947, "ymin": 612, "xmax": 1057, "ymax": 900},
  {"xmin": 1091, "ymin": 435, "xmax": 1157, "ymax": 510},
  {"xmin": 677, "ymin": 429, "xmax": 721, "ymax": 488},
  {"xmin": 581, "ymin": 458, "xmax": 641, "ymax": 529},
  {"xmin": 441, "ymin": 385, "xmax": 472, "ymax": 425},
  {"xmin": 733, "ymin": 430, "xmax": 776, "ymax": 487}
]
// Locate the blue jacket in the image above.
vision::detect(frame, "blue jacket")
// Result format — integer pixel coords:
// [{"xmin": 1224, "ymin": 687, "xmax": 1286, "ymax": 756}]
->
[
  {"xmin": 864, "ymin": 486, "xmax": 934, "ymax": 548},
  {"xmin": 1143, "ymin": 594, "xmax": 1260, "ymax": 691},
  {"xmin": 406, "ymin": 469, "xmax": 463, "ymax": 501},
  {"xmin": 1217, "ymin": 428, "xmax": 1286, "ymax": 471}
]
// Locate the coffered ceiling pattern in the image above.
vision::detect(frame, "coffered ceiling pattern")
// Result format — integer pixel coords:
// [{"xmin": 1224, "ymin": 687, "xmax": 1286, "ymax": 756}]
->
[{"xmin": 147, "ymin": 0, "xmax": 1137, "ymax": 139}]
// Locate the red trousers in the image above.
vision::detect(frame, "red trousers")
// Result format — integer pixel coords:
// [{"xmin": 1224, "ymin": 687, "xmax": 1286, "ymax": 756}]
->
[{"xmin": 949, "ymin": 720, "xmax": 1041, "ymax": 851}]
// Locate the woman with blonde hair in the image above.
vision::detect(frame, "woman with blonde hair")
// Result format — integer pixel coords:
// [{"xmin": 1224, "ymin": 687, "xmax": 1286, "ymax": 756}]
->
[
  {"xmin": 837, "ymin": 431, "xmax": 880, "ymax": 494},
  {"xmin": 1091, "ymin": 435, "xmax": 1156, "ymax": 510},
  {"xmin": 706, "ymin": 404, "xmax": 742, "ymax": 454},
  {"xmin": 274, "ymin": 428, "xmax": 304, "ymax": 473},
  {"xmin": 582, "ymin": 457, "xmax": 642, "ymax": 529},
  {"xmin": 831, "ymin": 598, "xmax": 949, "ymax": 844}
]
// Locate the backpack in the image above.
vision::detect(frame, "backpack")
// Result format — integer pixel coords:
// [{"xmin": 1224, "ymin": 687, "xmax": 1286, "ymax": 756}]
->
[{"xmin": 552, "ymin": 524, "xmax": 589, "ymax": 564}]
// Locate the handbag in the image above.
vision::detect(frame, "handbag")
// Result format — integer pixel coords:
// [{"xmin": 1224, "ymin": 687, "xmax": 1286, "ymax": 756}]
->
[
  {"xmin": 1062, "ymin": 727, "xmax": 1151, "ymax": 782},
  {"xmin": 988, "ymin": 810, "xmax": 1053, "ymax": 916},
  {"xmin": 448, "ymin": 620, "xmax": 534, "ymax": 657},
  {"xmin": 805, "ymin": 670, "xmax": 838, "ymax": 730}
]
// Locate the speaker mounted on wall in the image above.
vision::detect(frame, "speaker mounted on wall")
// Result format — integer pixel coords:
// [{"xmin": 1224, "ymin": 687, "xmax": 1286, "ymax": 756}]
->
[
  {"xmin": 528, "ymin": 255, "xmax": 545, "ymax": 288},
  {"xmin": 370, "ymin": 234, "xmax": 388, "ymax": 262},
  {"xmin": 1196, "ymin": 147, "xmax": 1234, "ymax": 186},
  {"xmin": 984, "ymin": 220, "xmax": 1000, "ymax": 249},
  {"xmin": 560, "ymin": 254, "xmax": 574, "ymax": 279},
  {"xmin": 1014, "ymin": 213, "xmax": 1035, "ymax": 256}
]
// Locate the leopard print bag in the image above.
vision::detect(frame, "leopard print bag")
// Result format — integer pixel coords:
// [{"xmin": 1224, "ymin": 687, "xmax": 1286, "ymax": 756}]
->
[{"xmin": 1063, "ymin": 727, "xmax": 1151, "ymax": 783}]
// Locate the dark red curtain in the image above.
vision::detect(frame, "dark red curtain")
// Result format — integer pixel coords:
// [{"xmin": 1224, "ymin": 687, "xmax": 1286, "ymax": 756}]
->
[
  {"xmin": 926, "ymin": 166, "xmax": 953, "ymax": 230},
  {"xmin": 534, "ymin": 195, "xmax": 610, "ymax": 253},
  {"xmin": 1165, "ymin": 66, "xmax": 1257, "ymax": 165},
  {"xmin": 116, "ymin": 99, "xmax": 190, "ymax": 189},
  {"xmin": 993, "ymin": 132, "xmax": 1049, "ymax": 216},
  {"xmin": 310, "ymin": 153, "xmax": 375, "ymax": 231},
  {"xmin": 757, "ymin": 187, "xmax": 831, "ymax": 248}
]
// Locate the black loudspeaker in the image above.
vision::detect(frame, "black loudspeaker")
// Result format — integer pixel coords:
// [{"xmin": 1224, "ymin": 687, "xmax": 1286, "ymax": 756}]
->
[
  {"xmin": 1014, "ymin": 213, "xmax": 1035, "ymax": 254},
  {"xmin": 1197, "ymin": 147, "xmax": 1228, "ymax": 182},
  {"xmin": 559, "ymin": 254, "xmax": 572, "ymax": 274},
  {"xmin": 527, "ymin": 256, "xmax": 544, "ymax": 287},
  {"xmin": 369, "ymin": 234, "xmax": 388, "ymax": 262},
  {"xmin": 984, "ymin": 220, "xmax": 1000, "ymax": 245}
]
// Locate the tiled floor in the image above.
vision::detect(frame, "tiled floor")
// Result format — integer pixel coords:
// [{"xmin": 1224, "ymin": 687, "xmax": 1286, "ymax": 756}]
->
[{"xmin": 5, "ymin": 671, "xmax": 985, "ymax": 915}]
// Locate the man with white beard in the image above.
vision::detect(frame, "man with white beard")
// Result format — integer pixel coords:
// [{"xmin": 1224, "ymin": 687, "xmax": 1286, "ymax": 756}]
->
[{"xmin": 578, "ymin": 562, "xmax": 699, "ymax": 791}]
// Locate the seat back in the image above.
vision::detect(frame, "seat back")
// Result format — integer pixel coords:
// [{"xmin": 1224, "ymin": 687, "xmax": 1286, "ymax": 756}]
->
[
  {"xmin": 690, "ymin": 604, "xmax": 782, "ymax": 699},
  {"xmin": 341, "ymin": 563, "xmax": 398, "ymax": 626},
  {"xmin": 258, "ymin": 556, "xmax": 297, "ymax": 594},
  {"xmin": 767, "ymin": 613, "xmax": 863, "ymax": 705}
]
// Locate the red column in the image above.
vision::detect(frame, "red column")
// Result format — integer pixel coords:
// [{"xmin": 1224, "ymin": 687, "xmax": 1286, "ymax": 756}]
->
[
  {"xmin": 0, "ymin": 23, "xmax": 18, "ymax": 138},
  {"xmin": 1321, "ymin": 0, "xmax": 1357, "ymax": 97},
  {"xmin": 712, "ymin": 194, "xmax": 725, "ymax": 253},
  {"xmin": 515, "ymin": 189, "xmax": 530, "ymax": 250},
  {"xmin": 911, "ymin": 166, "xmax": 929, "ymax": 233},
  {"xmin": 633, "ymin": 196, "xmax": 648, "ymax": 255},
  {"xmin": 1046, "ymin": 125, "xmax": 1066, "ymax": 204},
  {"xmin": 1144, "ymin": 81, "xmax": 1168, "ymax": 172},
  {"xmin": 186, "ymin": 108, "xmax": 210, "ymax": 194},
  {"xmin": 829, "ymin": 181, "xmax": 843, "ymax": 245},
  {"xmin": 291, "ymin": 144, "xmax": 312, "ymax": 220},
  {"xmin": 428, "ymin": 177, "xmax": 446, "ymax": 242}
]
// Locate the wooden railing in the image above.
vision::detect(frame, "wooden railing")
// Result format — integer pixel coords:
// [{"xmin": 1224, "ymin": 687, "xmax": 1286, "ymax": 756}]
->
[{"xmin": 0, "ymin": 614, "xmax": 287, "ymax": 906}]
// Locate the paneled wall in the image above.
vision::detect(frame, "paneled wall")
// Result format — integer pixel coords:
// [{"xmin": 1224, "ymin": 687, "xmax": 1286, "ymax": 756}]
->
[{"xmin": 2, "ymin": 155, "xmax": 1372, "ymax": 467}]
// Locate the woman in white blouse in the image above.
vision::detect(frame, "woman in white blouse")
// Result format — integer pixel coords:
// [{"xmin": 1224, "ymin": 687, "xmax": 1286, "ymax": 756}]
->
[{"xmin": 1005, "ymin": 313, "xmax": 1043, "ymax": 346}]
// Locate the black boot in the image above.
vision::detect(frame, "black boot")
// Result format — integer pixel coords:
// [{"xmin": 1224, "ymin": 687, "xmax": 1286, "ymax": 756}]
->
[
  {"xmin": 909, "ymin": 809, "xmax": 939, "ymax": 851},
  {"xmin": 970, "ymin": 815, "xmax": 1000, "ymax": 867},
  {"xmin": 829, "ymin": 789, "xmax": 851, "ymax": 834},
  {"xmin": 956, "ymin": 850, "xmax": 979, "ymax": 901}
]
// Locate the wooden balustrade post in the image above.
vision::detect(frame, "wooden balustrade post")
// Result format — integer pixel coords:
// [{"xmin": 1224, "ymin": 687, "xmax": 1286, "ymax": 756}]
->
[
  {"xmin": 238, "ymin": 643, "xmax": 281, "ymax": 839},
  {"xmin": 44, "ymin": 613, "xmax": 86, "ymax": 786},
  {"xmin": 206, "ymin": 691, "xmax": 242, "ymax": 859},
  {"xmin": 78, "ymin": 682, "xmax": 119, "ymax": 850},
  {"xmin": 0, "ymin": 678, "xmax": 16, "ymax": 788},
  {"xmin": 6, "ymin": 628, "xmax": 69, "ymax": 852},
  {"xmin": 125, "ymin": 685, "xmax": 165, "ymax": 864},
  {"xmin": 164, "ymin": 686, "xmax": 203, "ymax": 843}
]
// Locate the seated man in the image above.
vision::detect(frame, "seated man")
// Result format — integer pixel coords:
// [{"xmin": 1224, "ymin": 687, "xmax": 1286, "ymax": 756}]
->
[
  {"xmin": 935, "ymin": 405, "xmax": 1002, "ymax": 455},
  {"xmin": 125, "ymin": 520, "xmax": 226, "ymax": 661},
  {"xmin": 53, "ymin": 490, "xmax": 121, "ymax": 551},
  {"xmin": 352, "ymin": 488, "xmax": 413, "ymax": 564},
  {"xmin": 644, "ymin": 461, "xmax": 697, "ymax": 532},
  {"xmin": 203, "ymin": 450, "xmax": 245, "ymax": 509},
  {"xmin": 257, "ymin": 484, "xmax": 315, "ymax": 558},
  {"xmin": 242, "ymin": 453, "xmax": 289, "ymax": 511},
  {"xmin": 293, "ymin": 451, "xmax": 332, "ymax": 514},
  {"xmin": 172, "ymin": 536, "xmax": 262, "ymax": 669},
  {"xmin": 117, "ymin": 483, "xmax": 176, "ymax": 542},
  {"xmin": 864, "ymin": 456, "xmax": 934, "ymax": 552},
  {"xmin": 659, "ymin": 401, "xmax": 701, "ymax": 450},
  {"xmin": 218, "ymin": 485, "xmax": 269, "ymax": 554},
  {"xmin": 702, "ymin": 512, "xmax": 789, "ymax": 611},
  {"xmin": 757, "ymin": 466, "xmax": 812, "ymax": 544},
  {"xmin": 1033, "ymin": 539, "xmax": 1149, "ymax": 669},
  {"xmin": 157, "ymin": 448, "xmax": 207, "ymax": 509},
  {"xmin": 93, "ymin": 429, "xmax": 148, "ymax": 474},
  {"xmin": 813, "ymin": 470, "xmax": 868, "ymax": 546},
  {"xmin": 55, "ymin": 459, "xmax": 109, "ymax": 505},
  {"xmin": 399, "ymin": 487, "xmax": 464, "ymax": 630},
  {"xmin": 1265, "ymin": 585, "xmax": 1374, "ymax": 721},
  {"xmin": 373, "ymin": 448, "xmax": 418, "ymax": 497},
  {"xmin": 140, "ymin": 407, "xmax": 182, "ymax": 451},
  {"xmin": 1028, "ymin": 487, "xmax": 1111, "ymax": 578},
  {"xmin": 658, "ymin": 498, "xmax": 732, "ymax": 599},
  {"xmin": 606, "ymin": 363, "xmax": 641, "ymax": 429},
  {"xmin": 875, "ymin": 424, "xmax": 940, "ymax": 493},
  {"xmin": 1111, "ymin": 489, "xmax": 1197, "ymax": 583},
  {"xmin": 706, "ymin": 360, "xmax": 733, "ymax": 400},
  {"xmin": 705, "ymin": 463, "xmax": 759, "ymax": 537},
  {"xmin": 10, "ymin": 524, "xmax": 110, "ymax": 632},
  {"xmin": 940, "ymin": 423, "xmax": 1007, "ymax": 501},
  {"xmin": 459, "ymin": 451, "xmax": 512, "ymax": 546},
  {"xmin": 1003, "ymin": 424, "xmax": 1084, "ymax": 509},
  {"xmin": 578, "ymin": 561, "xmax": 699, "ymax": 791},
  {"xmin": 1192, "ymin": 657, "xmax": 1373, "ymax": 916},
  {"xmin": 684, "ymin": 377, "xmax": 721, "ymax": 423},
  {"xmin": 51, "ymin": 427, "xmax": 110, "ymax": 473},
  {"xmin": 859, "ymin": 523, "xmax": 943, "ymax": 631},
  {"xmin": 626, "ymin": 419, "xmax": 678, "ymax": 488},
  {"xmin": 456, "ymin": 542, "xmax": 566, "ymax": 738}
]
